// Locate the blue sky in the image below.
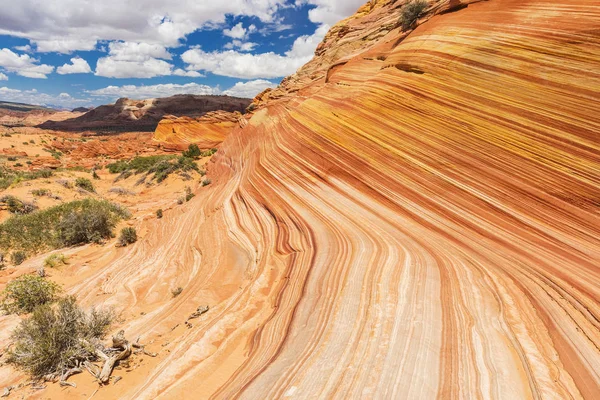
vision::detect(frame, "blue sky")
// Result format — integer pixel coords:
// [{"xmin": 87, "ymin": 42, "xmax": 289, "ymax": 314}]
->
[{"xmin": 0, "ymin": 0, "xmax": 366, "ymax": 109}]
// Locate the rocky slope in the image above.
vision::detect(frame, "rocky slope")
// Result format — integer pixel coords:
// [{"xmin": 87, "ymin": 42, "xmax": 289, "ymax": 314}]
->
[
  {"xmin": 1, "ymin": 0, "xmax": 599, "ymax": 398},
  {"xmin": 38, "ymin": 95, "xmax": 251, "ymax": 133},
  {"xmin": 153, "ymin": 111, "xmax": 246, "ymax": 151},
  {"xmin": 0, "ymin": 109, "xmax": 83, "ymax": 127}
]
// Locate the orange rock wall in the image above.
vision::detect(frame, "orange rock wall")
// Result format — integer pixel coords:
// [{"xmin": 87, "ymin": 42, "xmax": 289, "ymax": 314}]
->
[{"xmin": 153, "ymin": 111, "xmax": 244, "ymax": 151}]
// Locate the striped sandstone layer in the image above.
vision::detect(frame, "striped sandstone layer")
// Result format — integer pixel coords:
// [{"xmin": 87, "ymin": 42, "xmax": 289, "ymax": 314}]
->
[{"xmin": 153, "ymin": 111, "xmax": 246, "ymax": 151}]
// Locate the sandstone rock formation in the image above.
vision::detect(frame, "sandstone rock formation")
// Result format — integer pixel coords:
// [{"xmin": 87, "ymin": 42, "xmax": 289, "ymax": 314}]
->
[
  {"xmin": 38, "ymin": 95, "xmax": 251, "ymax": 133},
  {"xmin": 0, "ymin": 109, "xmax": 83, "ymax": 127},
  {"xmin": 153, "ymin": 111, "xmax": 246, "ymax": 151},
  {"xmin": 1, "ymin": 0, "xmax": 599, "ymax": 398}
]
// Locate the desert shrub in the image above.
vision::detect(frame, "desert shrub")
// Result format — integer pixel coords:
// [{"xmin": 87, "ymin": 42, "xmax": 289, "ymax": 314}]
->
[
  {"xmin": 7, "ymin": 156, "xmax": 17, "ymax": 161},
  {"xmin": 156, "ymin": 209, "xmax": 163, "ymax": 219},
  {"xmin": 55, "ymin": 179, "xmax": 73, "ymax": 189},
  {"xmin": 0, "ymin": 195, "xmax": 38, "ymax": 215},
  {"xmin": 92, "ymin": 170, "xmax": 100, "ymax": 180},
  {"xmin": 14, "ymin": 163, "xmax": 23, "ymax": 167},
  {"xmin": 185, "ymin": 186, "xmax": 195, "ymax": 202},
  {"xmin": 31, "ymin": 188, "xmax": 51, "ymax": 197},
  {"xmin": 44, "ymin": 253, "xmax": 68, "ymax": 268},
  {"xmin": 400, "ymin": 0, "xmax": 428, "ymax": 31},
  {"xmin": 0, "ymin": 167, "xmax": 53, "ymax": 190},
  {"xmin": 43, "ymin": 148, "xmax": 63, "ymax": 159},
  {"xmin": 6, "ymin": 296, "xmax": 113, "ymax": 378},
  {"xmin": 202, "ymin": 148, "xmax": 218, "ymax": 157},
  {"xmin": 75, "ymin": 177, "xmax": 95, "ymax": 192},
  {"xmin": 202, "ymin": 178, "xmax": 212, "ymax": 187},
  {"xmin": 1, "ymin": 275, "xmax": 61, "ymax": 314},
  {"xmin": 118, "ymin": 227, "xmax": 137, "ymax": 246},
  {"xmin": 0, "ymin": 198, "xmax": 130, "ymax": 254},
  {"xmin": 182, "ymin": 144, "xmax": 201, "ymax": 159},
  {"xmin": 171, "ymin": 287, "xmax": 183, "ymax": 298},
  {"xmin": 107, "ymin": 155, "xmax": 198, "ymax": 183},
  {"xmin": 11, "ymin": 251, "xmax": 27, "ymax": 265},
  {"xmin": 108, "ymin": 187, "xmax": 135, "ymax": 196}
]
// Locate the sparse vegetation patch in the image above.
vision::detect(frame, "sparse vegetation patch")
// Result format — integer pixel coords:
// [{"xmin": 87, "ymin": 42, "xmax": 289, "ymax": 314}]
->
[
  {"xmin": 0, "ymin": 166, "xmax": 53, "ymax": 190},
  {"xmin": 107, "ymin": 155, "xmax": 199, "ymax": 183},
  {"xmin": 6, "ymin": 296, "xmax": 113, "ymax": 379},
  {"xmin": 1, "ymin": 274, "xmax": 62, "ymax": 314},
  {"xmin": 75, "ymin": 177, "xmax": 95, "ymax": 192},
  {"xmin": 118, "ymin": 227, "xmax": 137, "ymax": 247},
  {"xmin": 0, "ymin": 198, "xmax": 130, "ymax": 256},
  {"xmin": 400, "ymin": 0, "xmax": 428, "ymax": 31},
  {"xmin": 0, "ymin": 195, "xmax": 38, "ymax": 215},
  {"xmin": 44, "ymin": 253, "xmax": 68, "ymax": 268}
]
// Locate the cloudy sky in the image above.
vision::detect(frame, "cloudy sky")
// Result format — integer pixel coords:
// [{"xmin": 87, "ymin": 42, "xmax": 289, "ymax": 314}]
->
[{"xmin": 0, "ymin": 0, "xmax": 366, "ymax": 109}]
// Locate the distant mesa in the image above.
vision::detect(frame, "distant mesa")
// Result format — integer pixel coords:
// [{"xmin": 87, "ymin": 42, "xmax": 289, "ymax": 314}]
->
[
  {"xmin": 38, "ymin": 94, "xmax": 252, "ymax": 133},
  {"xmin": 72, "ymin": 107, "xmax": 93, "ymax": 113},
  {"xmin": 0, "ymin": 100, "xmax": 56, "ymax": 113}
]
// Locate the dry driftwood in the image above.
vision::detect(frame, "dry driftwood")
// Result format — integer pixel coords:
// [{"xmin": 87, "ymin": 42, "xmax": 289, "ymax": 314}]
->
[
  {"xmin": 1, "ymin": 387, "xmax": 11, "ymax": 398},
  {"xmin": 59, "ymin": 367, "xmax": 82, "ymax": 387},
  {"xmin": 98, "ymin": 331, "xmax": 131, "ymax": 384},
  {"xmin": 185, "ymin": 305, "xmax": 209, "ymax": 328},
  {"xmin": 132, "ymin": 338, "xmax": 157, "ymax": 357}
]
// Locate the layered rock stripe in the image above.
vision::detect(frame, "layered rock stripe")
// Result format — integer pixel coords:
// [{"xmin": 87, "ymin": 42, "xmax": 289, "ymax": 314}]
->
[{"xmin": 2, "ymin": 0, "xmax": 599, "ymax": 398}]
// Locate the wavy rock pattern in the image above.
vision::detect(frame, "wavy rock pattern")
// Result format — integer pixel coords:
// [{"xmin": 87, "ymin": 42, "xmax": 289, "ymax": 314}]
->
[
  {"xmin": 1, "ymin": 0, "xmax": 599, "ymax": 398},
  {"xmin": 153, "ymin": 111, "xmax": 245, "ymax": 151}
]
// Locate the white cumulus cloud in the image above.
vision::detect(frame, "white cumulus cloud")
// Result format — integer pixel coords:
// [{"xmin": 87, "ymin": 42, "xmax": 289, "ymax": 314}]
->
[
  {"xmin": 296, "ymin": 0, "xmax": 367, "ymax": 25},
  {"xmin": 0, "ymin": 87, "xmax": 91, "ymax": 108},
  {"xmin": 0, "ymin": 72, "xmax": 7, "ymax": 81},
  {"xmin": 181, "ymin": 24, "xmax": 328, "ymax": 79},
  {"xmin": 56, "ymin": 57, "xmax": 92, "ymax": 74},
  {"xmin": 86, "ymin": 82, "xmax": 217, "ymax": 100},
  {"xmin": 95, "ymin": 57, "xmax": 173, "ymax": 79},
  {"xmin": 0, "ymin": 1, "xmax": 289, "ymax": 53},
  {"xmin": 223, "ymin": 79, "xmax": 276, "ymax": 98},
  {"xmin": 0, "ymin": 48, "xmax": 54, "ymax": 78}
]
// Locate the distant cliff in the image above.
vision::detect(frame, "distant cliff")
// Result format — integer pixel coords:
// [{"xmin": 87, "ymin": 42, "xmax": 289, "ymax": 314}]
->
[{"xmin": 38, "ymin": 94, "xmax": 251, "ymax": 132}]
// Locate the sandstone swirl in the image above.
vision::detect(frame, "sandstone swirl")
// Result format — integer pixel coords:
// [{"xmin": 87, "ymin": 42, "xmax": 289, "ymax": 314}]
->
[
  {"xmin": 153, "ymin": 111, "xmax": 246, "ymax": 151},
  {"xmin": 2, "ymin": 0, "xmax": 599, "ymax": 398}
]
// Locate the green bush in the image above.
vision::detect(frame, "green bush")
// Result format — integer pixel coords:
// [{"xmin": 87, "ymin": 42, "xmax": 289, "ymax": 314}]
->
[
  {"xmin": 156, "ymin": 209, "xmax": 163, "ymax": 219},
  {"xmin": 1, "ymin": 275, "xmax": 62, "ymax": 314},
  {"xmin": 202, "ymin": 178, "xmax": 212, "ymax": 187},
  {"xmin": 0, "ymin": 167, "xmax": 53, "ymax": 190},
  {"xmin": 92, "ymin": 170, "xmax": 100, "ymax": 180},
  {"xmin": 118, "ymin": 227, "xmax": 137, "ymax": 246},
  {"xmin": 0, "ymin": 198, "xmax": 130, "ymax": 254},
  {"xmin": 7, "ymin": 156, "xmax": 17, "ymax": 161},
  {"xmin": 185, "ymin": 186, "xmax": 195, "ymax": 202},
  {"xmin": 6, "ymin": 296, "xmax": 113, "ymax": 378},
  {"xmin": 75, "ymin": 177, "xmax": 95, "ymax": 192},
  {"xmin": 400, "ymin": 0, "xmax": 428, "ymax": 31},
  {"xmin": 182, "ymin": 144, "xmax": 201, "ymax": 159},
  {"xmin": 31, "ymin": 188, "xmax": 51, "ymax": 197},
  {"xmin": 11, "ymin": 251, "xmax": 27, "ymax": 265},
  {"xmin": 0, "ymin": 195, "xmax": 38, "ymax": 215},
  {"xmin": 44, "ymin": 253, "xmax": 68, "ymax": 268},
  {"xmin": 107, "ymin": 155, "xmax": 198, "ymax": 183}
]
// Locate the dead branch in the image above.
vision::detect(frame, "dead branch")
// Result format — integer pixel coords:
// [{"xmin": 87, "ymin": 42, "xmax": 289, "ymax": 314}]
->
[
  {"xmin": 98, "ymin": 331, "xmax": 131, "ymax": 384},
  {"xmin": 1, "ymin": 387, "xmax": 11, "ymax": 398},
  {"xmin": 59, "ymin": 367, "xmax": 82, "ymax": 387},
  {"xmin": 132, "ymin": 338, "xmax": 157, "ymax": 357},
  {"xmin": 83, "ymin": 361, "xmax": 101, "ymax": 379},
  {"xmin": 186, "ymin": 305, "xmax": 209, "ymax": 322}
]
